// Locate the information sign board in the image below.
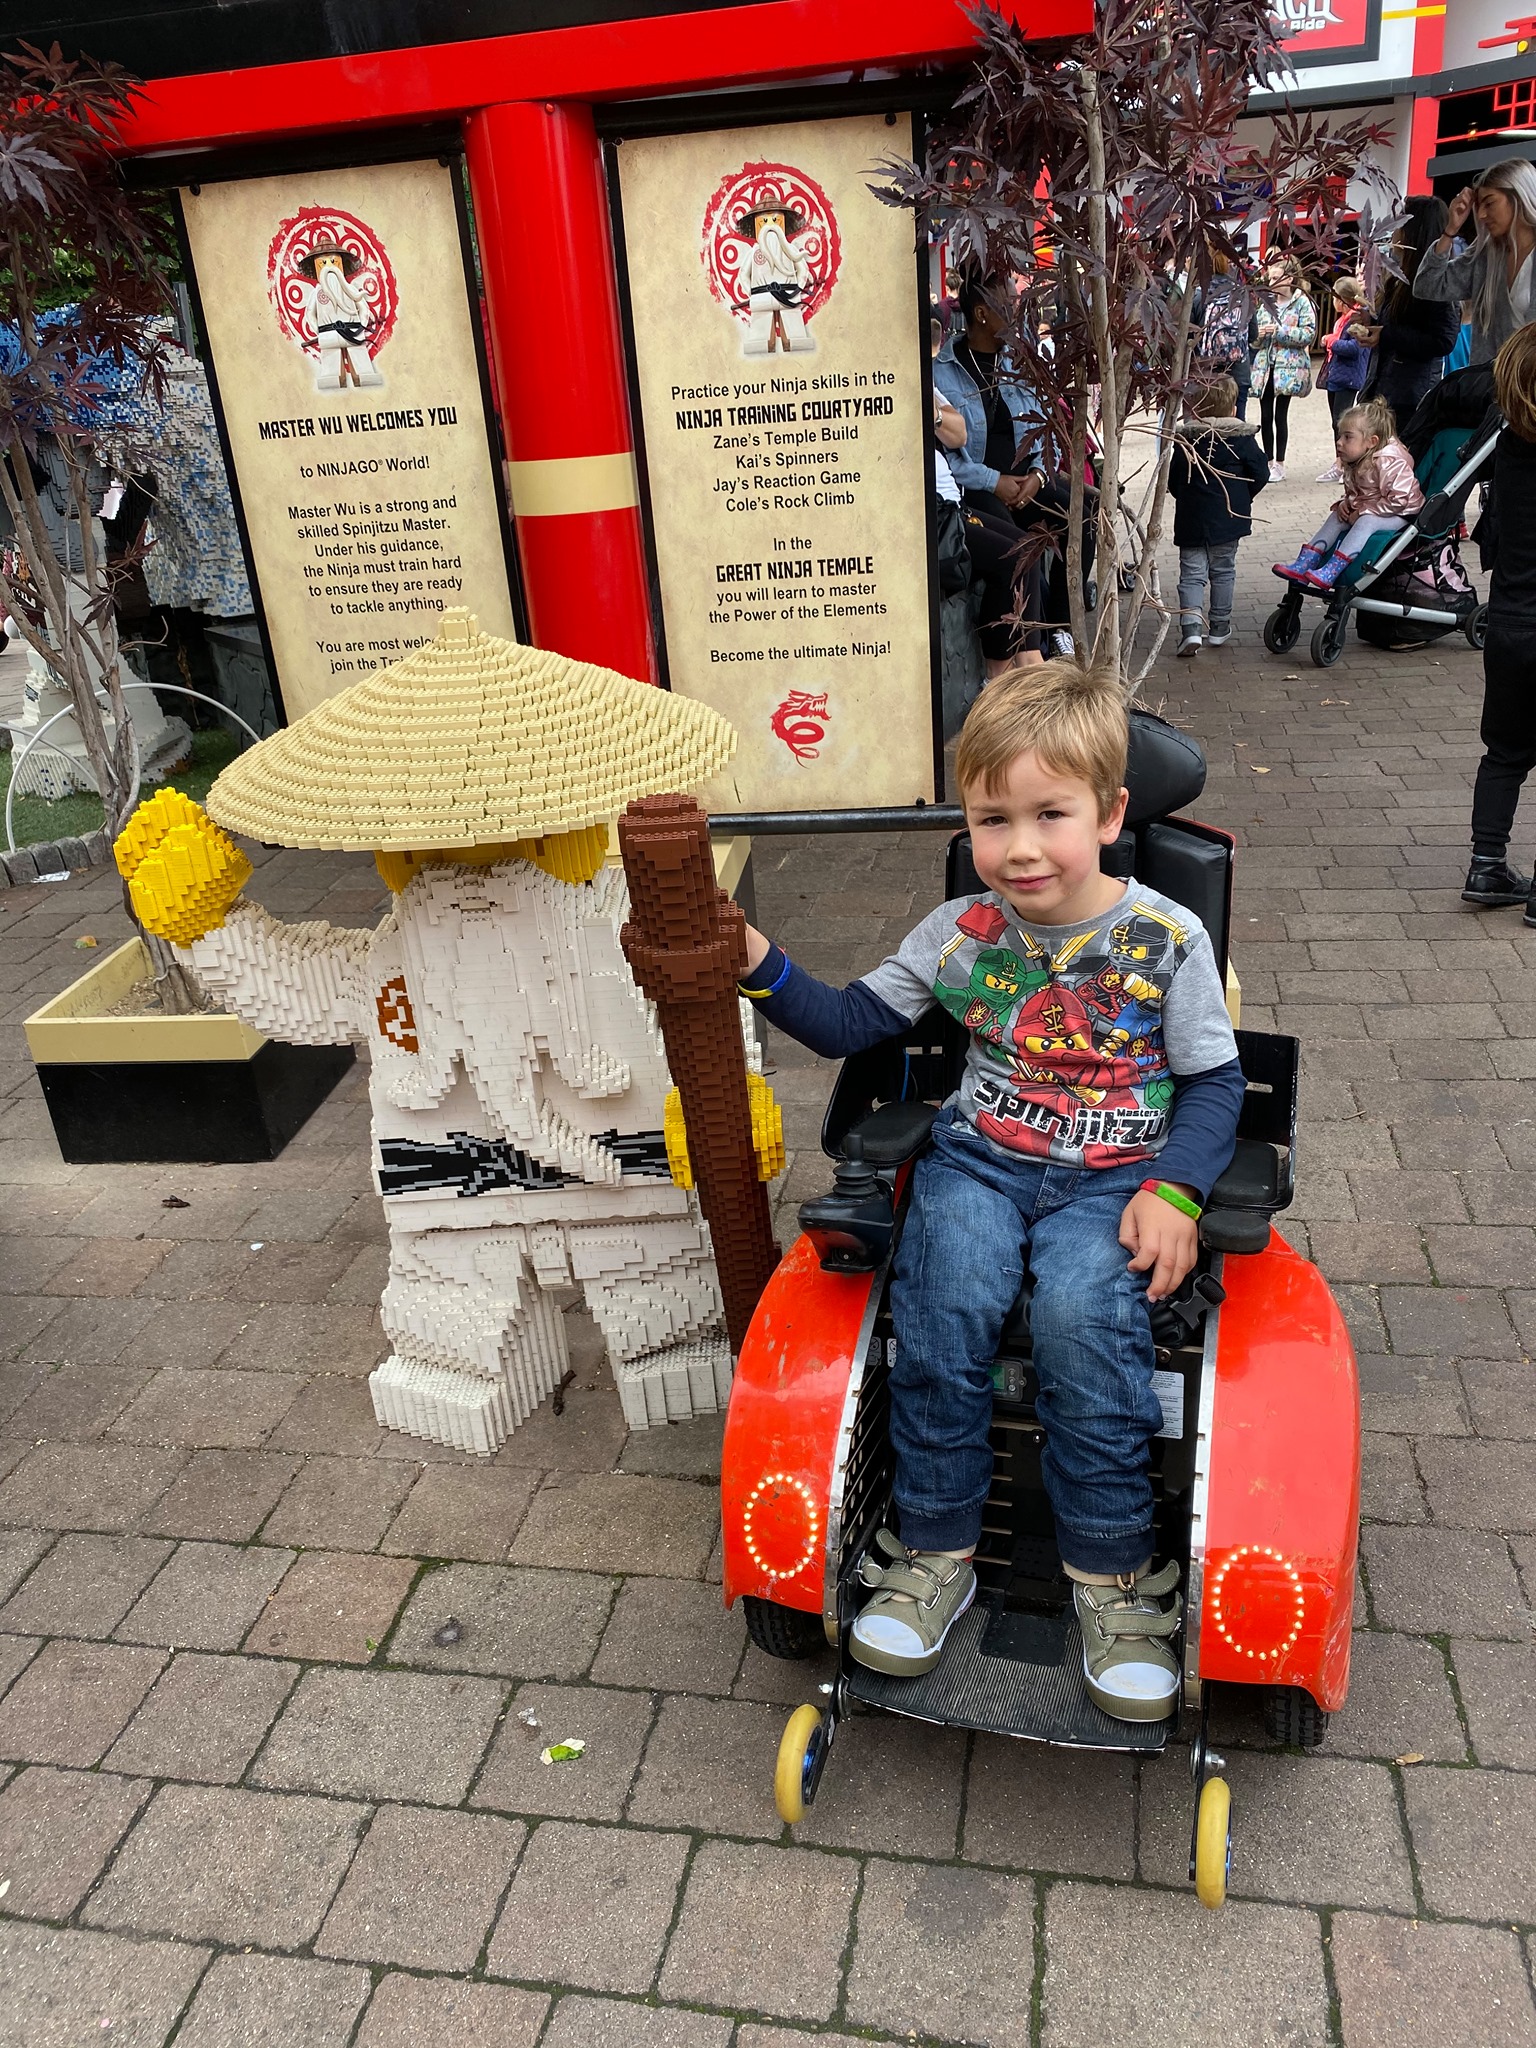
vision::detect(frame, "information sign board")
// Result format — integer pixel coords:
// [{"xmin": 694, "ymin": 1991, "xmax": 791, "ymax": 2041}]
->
[
  {"xmin": 181, "ymin": 157, "xmax": 519, "ymax": 721},
  {"xmin": 615, "ymin": 113, "xmax": 938, "ymax": 812}
]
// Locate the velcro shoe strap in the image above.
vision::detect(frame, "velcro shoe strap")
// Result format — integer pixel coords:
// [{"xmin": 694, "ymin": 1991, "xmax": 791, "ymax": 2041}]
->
[
  {"xmin": 1136, "ymin": 1560, "xmax": 1181, "ymax": 1599},
  {"xmin": 868, "ymin": 1560, "xmax": 954, "ymax": 1604},
  {"xmin": 1098, "ymin": 1597, "xmax": 1182, "ymax": 1638}
]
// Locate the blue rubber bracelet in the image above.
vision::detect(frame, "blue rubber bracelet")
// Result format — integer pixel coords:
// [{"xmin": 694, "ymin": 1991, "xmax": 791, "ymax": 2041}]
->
[{"xmin": 739, "ymin": 951, "xmax": 792, "ymax": 1000}]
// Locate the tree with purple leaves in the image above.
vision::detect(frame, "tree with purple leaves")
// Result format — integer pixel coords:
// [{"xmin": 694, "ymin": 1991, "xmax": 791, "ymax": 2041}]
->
[
  {"xmin": 877, "ymin": 0, "xmax": 1403, "ymax": 686},
  {"xmin": 0, "ymin": 40, "xmax": 179, "ymax": 839}
]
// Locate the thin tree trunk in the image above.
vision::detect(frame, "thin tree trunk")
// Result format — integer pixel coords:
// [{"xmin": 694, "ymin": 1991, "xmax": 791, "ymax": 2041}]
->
[
  {"xmin": 1127, "ymin": 283, "xmax": 1200, "ymax": 687},
  {"xmin": 141, "ymin": 928, "xmax": 197, "ymax": 1015},
  {"xmin": 1060, "ymin": 249, "xmax": 1090, "ymax": 654},
  {"xmin": 1081, "ymin": 67, "xmax": 1122, "ymax": 678},
  {"xmin": 66, "ymin": 451, "xmax": 139, "ymax": 831}
]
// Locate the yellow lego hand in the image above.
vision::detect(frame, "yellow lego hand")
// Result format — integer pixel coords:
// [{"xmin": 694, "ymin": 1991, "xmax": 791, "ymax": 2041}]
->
[
  {"xmin": 663, "ymin": 1074, "xmax": 785, "ymax": 1189},
  {"xmin": 114, "ymin": 789, "xmax": 252, "ymax": 947}
]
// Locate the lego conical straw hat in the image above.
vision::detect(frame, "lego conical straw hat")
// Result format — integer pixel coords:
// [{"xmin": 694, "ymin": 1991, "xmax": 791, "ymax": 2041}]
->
[{"xmin": 204, "ymin": 608, "xmax": 738, "ymax": 851}]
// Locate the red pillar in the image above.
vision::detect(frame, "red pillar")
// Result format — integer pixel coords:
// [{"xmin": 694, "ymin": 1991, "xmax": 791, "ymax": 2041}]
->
[
  {"xmin": 465, "ymin": 100, "xmax": 657, "ymax": 681},
  {"xmin": 1408, "ymin": 8, "xmax": 1447, "ymax": 193}
]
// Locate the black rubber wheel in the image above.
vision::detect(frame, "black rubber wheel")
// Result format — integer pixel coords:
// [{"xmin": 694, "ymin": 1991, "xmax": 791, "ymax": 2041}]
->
[
  {"xmin": 742, "ymin": 1595, "xmax": 826, "ymax": 1660},
  {"xmin": 1263, "ymin": 603, "xmax": 1301, "ymax": 655},
  {"xmin": 1466, "ymin": 602, "xmax": 1488, "ymax": 651},
  {"xmin": 1262, "ymin": 1684, "xmax": 1330, "ymax": 1749},
  {"xmin": 1310, "ymin": 612, "xmax": 1347, "ymax": 667}
]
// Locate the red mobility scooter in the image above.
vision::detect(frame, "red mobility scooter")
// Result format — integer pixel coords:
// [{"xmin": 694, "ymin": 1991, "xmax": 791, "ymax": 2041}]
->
[{"xmin": 718, "ymin": 714, "xmax": 1360, "ymax": 1910}]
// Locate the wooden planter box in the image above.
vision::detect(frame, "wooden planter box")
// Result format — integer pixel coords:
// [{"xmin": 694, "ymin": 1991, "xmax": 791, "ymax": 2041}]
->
[{"xmin": 25, "ymin": 938, "xmax": 353, "ymax": 1164}]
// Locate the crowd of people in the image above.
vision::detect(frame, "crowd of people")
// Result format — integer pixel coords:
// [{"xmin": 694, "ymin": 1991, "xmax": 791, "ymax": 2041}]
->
[
  {"xmin": 931, "ymin": 276, "xmax": 1094, "ymax": 679},
  {"xmin": 928, "ymin": 154, "xmax": 1536, "ymax": 922}
]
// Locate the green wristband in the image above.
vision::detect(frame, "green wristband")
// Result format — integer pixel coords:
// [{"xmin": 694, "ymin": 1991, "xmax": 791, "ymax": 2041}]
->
[{"xmin": 1140, "ymin": 1178, "xmax": 1203, "ymax": 1221}]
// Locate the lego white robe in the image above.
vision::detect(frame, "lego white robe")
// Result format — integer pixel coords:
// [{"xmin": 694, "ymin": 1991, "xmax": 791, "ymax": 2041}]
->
[
  {"xmin": 182, "ymin": 858, "xmax": 733, "ymax": 1452},
  {"xmin": 736, "ymin": 227, "xmax": 814, "ymax": 355},
  {"xmin": 306, "ymin": 270, "xmax": 383, "ymax": 391}
]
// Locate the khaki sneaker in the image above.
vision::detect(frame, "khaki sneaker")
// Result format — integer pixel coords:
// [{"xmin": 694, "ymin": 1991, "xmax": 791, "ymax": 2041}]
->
[
  {"xmin": 1074, "ymin": 1560, "xmax": 1182, "ymax": 1721},
  {"xmin": 849, "ymin": 1529, "xmax": 976, "ymax": 1677}
]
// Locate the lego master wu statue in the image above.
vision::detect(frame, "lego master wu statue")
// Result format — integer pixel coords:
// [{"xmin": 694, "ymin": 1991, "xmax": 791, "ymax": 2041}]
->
[{"xmin": 117, "ymin": 607, "xmax": 781, "ymax": 1454}]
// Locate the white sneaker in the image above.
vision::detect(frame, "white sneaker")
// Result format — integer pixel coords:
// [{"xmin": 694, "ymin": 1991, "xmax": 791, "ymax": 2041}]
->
[
  {"xmin": 1268, "ymin": 460, "xmax": 1285, "ymax": 481},
  {"xmin": 1316, "ymin": 464, "xmax": 1342, "ymax": 483},
  {"xmin": 1177, "ymin": 631, "xmax": 1202, "ymax": 658},
  {"xmin": 1205, "ymin": 623, "xmax": 1232, "ymax": 646}
]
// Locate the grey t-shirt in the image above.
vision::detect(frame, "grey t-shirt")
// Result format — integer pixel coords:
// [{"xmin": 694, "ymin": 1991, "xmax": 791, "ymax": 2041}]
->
[{"xmin": 860, "ymin": 880, "xmax": 1237, "ymax": 1170}]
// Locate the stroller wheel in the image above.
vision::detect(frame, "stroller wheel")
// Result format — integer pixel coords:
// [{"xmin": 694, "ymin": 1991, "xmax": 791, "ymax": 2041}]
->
[
  {"xmin": 1466, "ymin": 603, "xmax": 1489, "ymax": 652},
  {"xmin": 1310, "ymin": 611, "xmax": 1348, "ymax": 668},
  {"xmin": 1263, "ymin": 601, "xmax": 1302, "ymax": 656}
]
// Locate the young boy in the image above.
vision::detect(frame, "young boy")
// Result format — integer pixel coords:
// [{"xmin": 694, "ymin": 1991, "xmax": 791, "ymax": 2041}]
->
[
  {"xmin": 739, "ymin": 664, "xmax": 1245, "ymax": 1721},
  {"xmin": 1167, "ymin": 372, "xmax": 1269, "ymax": 658}
]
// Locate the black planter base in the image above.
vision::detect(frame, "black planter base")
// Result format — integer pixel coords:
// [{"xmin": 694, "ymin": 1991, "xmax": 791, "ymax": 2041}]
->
[{"xmin": 36, "ymin": 1041, "xmax": 355, "ymax": 1163}]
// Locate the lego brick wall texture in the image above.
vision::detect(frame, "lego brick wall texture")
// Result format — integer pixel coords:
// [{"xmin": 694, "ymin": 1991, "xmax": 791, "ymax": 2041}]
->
[{"xmin": 0, "ymin": 403, "xmax": 1531, "ymax": 2042}]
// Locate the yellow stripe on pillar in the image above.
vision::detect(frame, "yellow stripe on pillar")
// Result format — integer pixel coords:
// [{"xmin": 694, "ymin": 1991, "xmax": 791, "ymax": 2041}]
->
[{"xmin": 506, "ymin": 451, "xmax": 641, "ymax": 517}]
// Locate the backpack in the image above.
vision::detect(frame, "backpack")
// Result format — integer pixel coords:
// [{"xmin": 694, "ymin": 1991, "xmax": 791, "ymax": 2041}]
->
[{"xmin": 1198, "ymin": 286, "xmax": 1246, "ymax": 370}]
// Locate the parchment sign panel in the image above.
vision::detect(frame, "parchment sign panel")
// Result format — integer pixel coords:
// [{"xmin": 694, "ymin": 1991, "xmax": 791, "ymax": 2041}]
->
[
  {"xmin": 617, "ymin": 114, "xmax": 936, "ymax": 812},
  {"xmin": 182, "ymin": 159, "xmax": 517, "ymax": 722}
]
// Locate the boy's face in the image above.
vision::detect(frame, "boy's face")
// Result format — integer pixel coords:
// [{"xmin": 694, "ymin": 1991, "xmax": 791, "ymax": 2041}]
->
[{"xmin": 962, "ymin": 748, "xmax": 1129, "ymax": 927}]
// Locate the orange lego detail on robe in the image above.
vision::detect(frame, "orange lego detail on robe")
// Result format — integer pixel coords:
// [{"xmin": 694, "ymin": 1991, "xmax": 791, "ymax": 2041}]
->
[{"xmin": 375, "ymin": 975, "xmax": 419, "ymax": 1052}]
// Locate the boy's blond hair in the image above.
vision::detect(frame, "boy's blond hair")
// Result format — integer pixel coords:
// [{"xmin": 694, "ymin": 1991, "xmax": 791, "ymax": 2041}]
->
[
  {"xmin": 1494, "ymin": 323, "xmax": 1536, "ymax": 443},
  {"xmin": 955, "ymin": 659, "xmax": 1128, "ymax": 822}
]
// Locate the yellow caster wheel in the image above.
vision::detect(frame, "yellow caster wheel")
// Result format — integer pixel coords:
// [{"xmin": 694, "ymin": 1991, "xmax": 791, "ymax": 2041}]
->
[
  {"xmin": 1194, "ymin": 1775, "xmax": 1232, "ymax": 1910},
  {"xmin": 775, "ymin": 1704, "xmax": 823, "ymax": 1824}
]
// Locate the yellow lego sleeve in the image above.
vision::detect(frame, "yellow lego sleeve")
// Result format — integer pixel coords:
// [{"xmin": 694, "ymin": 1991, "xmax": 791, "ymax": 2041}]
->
[
  {"xmin": 113, "ymin": 789, "xmax": 253, "ymax": 947},
  {"xmin": 663, "ymin": 1074, "xmax": 785, "ymax": 1188}
]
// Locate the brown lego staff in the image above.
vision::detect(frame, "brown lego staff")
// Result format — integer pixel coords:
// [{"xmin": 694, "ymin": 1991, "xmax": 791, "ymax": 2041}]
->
[{"xmin": 619, "ymin": 793, "xmax": 778, "ymax": 1353}]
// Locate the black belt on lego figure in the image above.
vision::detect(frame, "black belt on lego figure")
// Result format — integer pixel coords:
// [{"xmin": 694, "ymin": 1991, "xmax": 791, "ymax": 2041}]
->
[{"xmin": 376, "ymin": 1130, "xmax": 671, "ymax": 1197}]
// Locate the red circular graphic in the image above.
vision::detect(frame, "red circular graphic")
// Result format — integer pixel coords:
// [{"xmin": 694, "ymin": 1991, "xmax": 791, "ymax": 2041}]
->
[
  {"xmin": 266, "ymin": 206, "xmax": 400, "ymax": 361},
  {"xmin": 700, "ymin": 161, "xmax": 841, "ymax": 326}
]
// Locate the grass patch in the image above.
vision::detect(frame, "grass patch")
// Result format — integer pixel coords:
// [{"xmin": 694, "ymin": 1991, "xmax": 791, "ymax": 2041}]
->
[{"xmin": 1, "ymin": 726, "xmax": 241, "ymax": 851}]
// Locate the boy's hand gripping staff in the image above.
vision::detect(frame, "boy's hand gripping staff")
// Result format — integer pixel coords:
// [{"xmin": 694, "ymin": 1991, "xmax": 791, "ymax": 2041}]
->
[{"xmin": 619, "ymin": 794, "xmax": 779, "ymax": 1353}]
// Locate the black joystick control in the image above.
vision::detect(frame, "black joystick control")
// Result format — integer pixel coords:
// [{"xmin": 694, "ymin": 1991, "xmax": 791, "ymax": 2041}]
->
[{"xmin": 798, "ymin": 1131, "xmax": 896, "ymax": 1274}]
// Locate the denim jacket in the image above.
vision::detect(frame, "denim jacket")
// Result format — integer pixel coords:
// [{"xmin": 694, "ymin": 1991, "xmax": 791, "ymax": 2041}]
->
[{"xmin": 932, "ymin": 333, "xmax": 1045, "ymax": 495}]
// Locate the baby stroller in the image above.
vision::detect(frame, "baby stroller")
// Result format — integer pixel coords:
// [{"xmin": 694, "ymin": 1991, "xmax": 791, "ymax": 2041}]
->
[{"xmin": 1262, "ymin": 414, "xmax": 1499, "ymax": 668}]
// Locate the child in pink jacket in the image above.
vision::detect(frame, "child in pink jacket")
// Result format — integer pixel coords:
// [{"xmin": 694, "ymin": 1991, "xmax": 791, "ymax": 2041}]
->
[{"xmin": 1274, "ymin": 396, "xmax": 1424, "ymax": 590}]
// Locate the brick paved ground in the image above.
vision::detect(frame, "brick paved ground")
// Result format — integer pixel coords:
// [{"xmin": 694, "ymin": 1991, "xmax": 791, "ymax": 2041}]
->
[{"xmin": 0, "ymin": 398, "xmax": 1532, "ymax": 2045}]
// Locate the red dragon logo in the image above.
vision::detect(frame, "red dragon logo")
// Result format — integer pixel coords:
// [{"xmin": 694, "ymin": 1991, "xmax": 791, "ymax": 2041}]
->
[{"xmin": 769, "ymin": 690, "xmax": 831, "ymax": 763}]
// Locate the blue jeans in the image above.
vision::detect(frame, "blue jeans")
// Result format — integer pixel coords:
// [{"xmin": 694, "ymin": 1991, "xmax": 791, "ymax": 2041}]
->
[
  {"xmin": 1178, "ymin": 541, "xmax": 1240, "ymax": 634},
  {"xmin": 888, "ymin": 1108, "xmax": 1161, "ymax": 1573}
]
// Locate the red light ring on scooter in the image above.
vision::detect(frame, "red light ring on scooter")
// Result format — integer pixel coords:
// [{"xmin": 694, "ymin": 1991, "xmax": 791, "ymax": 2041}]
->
[
  {"xmin": 742, "ymin": 1471, "xmax": 821, "ymax": 1585},
  {"xmin": 1209, "ymin": 1544, "xmax": 1305, "ymax": 1662}
]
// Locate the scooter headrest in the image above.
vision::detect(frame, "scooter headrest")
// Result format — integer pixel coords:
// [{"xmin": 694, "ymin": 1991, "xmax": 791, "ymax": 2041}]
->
[{"xmin": 1123, "ymin": 709, "xmax": 1207, "ymax": 826}]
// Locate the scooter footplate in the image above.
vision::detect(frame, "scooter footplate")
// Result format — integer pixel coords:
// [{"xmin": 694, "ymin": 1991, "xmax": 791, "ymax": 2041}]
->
[{"xmin": 845, "ymin": 1602, "xmax": 1168, "ymax": 1751}]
